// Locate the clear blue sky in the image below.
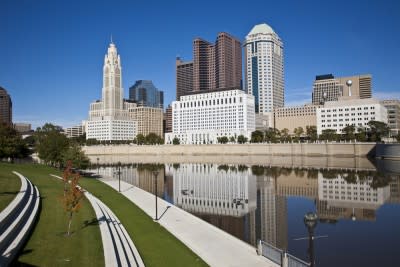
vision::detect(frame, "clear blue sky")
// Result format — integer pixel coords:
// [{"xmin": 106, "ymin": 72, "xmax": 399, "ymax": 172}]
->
[{"xmin": 1, "ymin": 0, "xmax": 399, "ymax": 129}]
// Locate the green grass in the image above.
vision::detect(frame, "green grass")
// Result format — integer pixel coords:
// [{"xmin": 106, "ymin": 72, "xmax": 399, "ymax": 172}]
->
[
  {"xmin": 79, "ymin": 176, "xmax": 209, "ymax": 267},
  {"xmin": 0, "ymin": 163, "xmax": 104, "ymax": 267},
  {"xmin": 0, "ymin": 167, "xmax": 21, "ymax": 212}
]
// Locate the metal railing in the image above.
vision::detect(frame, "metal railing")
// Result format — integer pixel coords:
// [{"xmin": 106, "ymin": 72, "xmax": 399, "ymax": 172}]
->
[
  {"xmin": 258, "ymin": 240, "xmax": 310, "ymax": 267},
  {"xmin": 260, "ymin": 240, "xmax": 283, "ymax": 265},
  {"xmin": 287, "ymin": 253, "xmax": 310, "ymax": 267}
]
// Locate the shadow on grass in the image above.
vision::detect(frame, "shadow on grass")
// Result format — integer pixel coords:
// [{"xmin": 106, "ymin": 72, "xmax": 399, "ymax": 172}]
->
[
  {"xmin": 0, "ymin": 191, "xmax": 21, "ymax": 195},
  {"xmin": 82, "ymin": 217, "xmax": 100, "ymax": 228}
]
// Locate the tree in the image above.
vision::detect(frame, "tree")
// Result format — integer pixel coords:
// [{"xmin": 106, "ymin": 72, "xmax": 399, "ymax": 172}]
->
[
  {"xmin": 251, "ymin": 130, "xmax": 264, "ymax": 143},
  {"xmin": 396, "ymin": 133, "xmax": 400, "ymax": 142},
  {"xmin": 306, "ymin": 125, "xmax": 318, "ymax": 142},
  {"xmin": 237, "ymin": 135, "xmax": 248, "ymax": 144},
  {"xmin": 217, "ymin": 136, "xmax": 229, "ymax": 144},
  {"xmin": 62, "ymin": 143, "xmax": 90, "ymax": 169},
  {"xmin": 342, "ymin": 125, "xmax": 356, "ymax": 141},
  {"xmin": 367, "ymin": 121, "xmax": 389, "ymax": 142},
  {"xmin": 280, "ymin": 128, "xmax": 291, "ymax": 142},
  {"xmin": 62, "ymin": 162, "xmax": 84, "ymax": 236},
  {"xmin": 229, "ymin": 136, "xmax": 236, "ymax": 143},
  {"xmin": 355, "ymin": 127, "xmax": 367, "ymax": 142},
  {"xmin": 0, "ymin": 124, "xmax": 31, "ymax": 161},
  {"xmin": 136, "ymin": 134, "xmax": 146, "ymax": 145},
  {"xmin": 293, "ymin": 127, "xmax": 304, "ymax": 142},
  {"xmin": 264, "ymin": 128, "xmax": 280, "ymax": 143},
  {"xmin": 172, "ymin": 137, "xmax": 180, "ymax": 145},
  {"xmin": 319, "ymin": 129, "xmax": 338, "ymax": 142},
  {"xmin": 35, "ymin": 123, "xmax": 69, "ymax": 167},
  {"xmin": 145, "ymin": 133, "xmax": 163, "ymax": 145}
]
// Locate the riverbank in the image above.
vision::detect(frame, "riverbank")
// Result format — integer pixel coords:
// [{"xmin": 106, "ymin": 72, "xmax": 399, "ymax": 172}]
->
[{"xmin": 84, "ymin": 143, "xmax": 376, "ymax": 157}]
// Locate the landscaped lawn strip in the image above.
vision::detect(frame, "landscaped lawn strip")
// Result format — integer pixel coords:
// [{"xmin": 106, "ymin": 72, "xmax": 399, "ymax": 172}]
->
[{"xmin": 0, "ymin": 167, "xmax": 21, "ymax": 212}]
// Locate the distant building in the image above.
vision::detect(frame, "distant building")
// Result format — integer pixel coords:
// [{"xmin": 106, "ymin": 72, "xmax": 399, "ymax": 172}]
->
[
  {"xmin": 312, "ymin": 74, "xmax": 372, "ymax": 105},
  {"xmin": 164, "ymin": 105, "xmax": 173, "ymax": 133},
  {"xmin": 129, "ymin": 80, "xmax": 164, "ymax": 109},
  {"xmin": 165, "ymin": 89, "xmax": 255, "ymax": 144},
  {"xmin": 193, "ymin": 32, "xmax": 242, "ymax": 93},
  {"xmin": 0, "ymin": 87, "xmax": 12, "ymax": 126},
  {"xmin": 65, "ymin": 124, "xmax": 85, "ymax": 138},
  {"xmin": 13, "ymin": 123, "xmax": 31, "ymax": 133},
  {"xmin": 244, "ymin": 23, "xmax": 284, "ymax": 114},
  {"xmin": 128, "ymin": 106, "xmax": 163, "ymax": 137},
  {"xmin": 86, "ymin": 41, "xmax": 136, "ymax": 141},
  {"xmin": 274, "ymin": 104, "xmax": 320, "ymax": 134},
  {"xmin": 316, "ymin": 98, "xmax": 387, "ymax": 135},
  {"xmin": 381, "ymin": 99, "xmax": 400, "ymax": 135},
  {"xmin": 176, "ymin": 57, "xmax": 193, "ymax": 100}
]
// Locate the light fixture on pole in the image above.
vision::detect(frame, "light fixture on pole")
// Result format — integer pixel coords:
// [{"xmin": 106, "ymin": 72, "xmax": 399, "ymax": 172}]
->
[{"xmin": 153, "ymin": 170, "xmax": 160, "ymax": 221}]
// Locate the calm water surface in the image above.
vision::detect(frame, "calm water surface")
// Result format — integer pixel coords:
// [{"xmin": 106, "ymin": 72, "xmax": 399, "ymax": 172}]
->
[{"xmin": 88, "ymin": 156, "xmax": 400, "ymax": 267}]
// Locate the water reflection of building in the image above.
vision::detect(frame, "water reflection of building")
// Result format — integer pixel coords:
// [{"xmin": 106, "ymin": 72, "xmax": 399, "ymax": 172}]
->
[
  {"xmin": 167, "ymin": 164, "xmax": 257, "ymax": 217},
  {"xmin": 276, "ymin": 171, "xmax": 318, "ymax": 199},
  {"xmin": 388, "ymin": 176, "xmax": 400, "ymax": 204},
  {"xmin": 256, "ymin": 175, "xmax": 288, "ymax": 250},
  {"xmin": 317, "ymin": 172, "xmax": 391, "ymax": 221}
]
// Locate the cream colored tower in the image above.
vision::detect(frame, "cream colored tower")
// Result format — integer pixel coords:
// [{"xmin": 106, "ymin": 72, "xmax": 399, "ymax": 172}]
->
[{"xmin": 102, "ymin": 42, "xmax": 123, "ymax": 118}]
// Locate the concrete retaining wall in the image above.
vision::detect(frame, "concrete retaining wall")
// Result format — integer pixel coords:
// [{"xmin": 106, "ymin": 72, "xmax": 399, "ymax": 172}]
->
[{"xmin": 83, "ymin": 143, "xmax": 376, "ymax": 157}]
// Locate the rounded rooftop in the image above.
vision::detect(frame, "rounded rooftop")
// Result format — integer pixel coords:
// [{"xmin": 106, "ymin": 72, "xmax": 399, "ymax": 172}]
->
[{"xmin": 248, "ymin": 23, "xmax": 275, "ymax": 35}]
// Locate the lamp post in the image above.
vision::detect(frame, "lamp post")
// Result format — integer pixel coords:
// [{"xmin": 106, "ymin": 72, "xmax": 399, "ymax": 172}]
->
[
  {"xmin": 304, "ymin": 212, "xmax": 318, "ymax": 267},
  {"xmin": 153, "ymin": 170, "xmax": 159, "ymax": 221},
  {"xmin": 97, "ymin": 157, "xmax": 99, "ymax": 174},
  {"xmin": 114, "ymin": 162, "xmax": 122, "ymax": 192}
]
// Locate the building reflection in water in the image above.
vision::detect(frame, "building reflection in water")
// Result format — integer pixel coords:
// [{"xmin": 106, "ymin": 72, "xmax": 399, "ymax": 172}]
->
[{"xmin": 92, "ymin": 161, "xmax": 398, "ymax": 259}]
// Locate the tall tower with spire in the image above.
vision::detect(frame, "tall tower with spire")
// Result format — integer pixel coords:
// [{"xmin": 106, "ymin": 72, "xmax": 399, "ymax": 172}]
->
[
  {"xmin": 86, "ymin": 41, "xmax": 137, "ymax": 141},
  {"xmin": 102, "ymin": 42, "xmax": 123, "ymax": 117}
]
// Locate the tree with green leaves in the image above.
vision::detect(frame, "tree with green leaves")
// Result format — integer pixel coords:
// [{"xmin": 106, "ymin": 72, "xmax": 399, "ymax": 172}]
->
[
  {"xmin": 319, "ymin": 129, "xmax": 338, "ymax": 142},
  {"xmin": 251, "ymin": 130, "xmax": 264, "ymax": 143},
  {"xmin": 293, "ymin": 127, "xmax": 304, "ymax": 142},
  {"xmin": 35, "ymin": 123, "xmax": 69, "ymax": 167},
  {"xmin": 355, "ymin": 127, "xmax": 367, "ymax": 142},
  {"xmin": 136, "ymin": 134, "xmax": 146, "ymax": 145},
  {"xmin": 342, "ymin": 125, "xmax": 356, "ymax": 141},
  {"xmin": 0, "ymin": 123, "xmax": 31, "ymax": 161},
  {"xmin": 172, "ymin": 137, "xmax": 180, "ymax": 145},
  {"xmin": 237, "ymin": 135, "xmax": 248, "ymax": 144},
  {"xmin": 145, "ymin": 133, "xmax": 163, "ymax": 145},
  {"xmin": 367, "ymin": 121, "xmax": 389, "ymax": 142},
  {"xmin": 306, "ymin": 125, "xmax": 318, "ymax": 142},
  {"xmin": 264, "ymin": 128, "xmax": 280, "ymax": 143},
  {"xmin": 280, "ymin": 128, "xmax": 291, "ymax": 142},
  {"xmin": 217, "ymin": 136, "xmax": 229, "ymax": 144},
  {"xmin": 62, "ymin": 143, "xmax": 90, "ymax": 169},
  {"xmin": 229, "ymin": 136, "xmax": 236, "ymax": 143}
]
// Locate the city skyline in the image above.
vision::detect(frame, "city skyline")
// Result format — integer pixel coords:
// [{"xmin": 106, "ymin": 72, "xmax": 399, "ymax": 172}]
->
[{"xmin": 1, "ymin": 0, "xmax": 399, "ymax": 128}]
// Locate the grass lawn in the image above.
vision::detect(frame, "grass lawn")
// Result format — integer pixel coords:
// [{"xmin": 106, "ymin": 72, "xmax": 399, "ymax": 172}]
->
[
  {"xmin": 0, "ymin": 166, "xmax": 21, "ymax": 212},
  {"xmin": 0, "ymin": 163, "xmax": 104, "ymax": 267},
  {"xmin": 79, "ymin": 176, "xmax": 208, "ymax": 267}
]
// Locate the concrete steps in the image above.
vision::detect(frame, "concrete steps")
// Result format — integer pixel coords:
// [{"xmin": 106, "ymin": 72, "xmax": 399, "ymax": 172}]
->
[{"xmin": 0, "ymin": 172, "xmax": 40, "ymax": 266}]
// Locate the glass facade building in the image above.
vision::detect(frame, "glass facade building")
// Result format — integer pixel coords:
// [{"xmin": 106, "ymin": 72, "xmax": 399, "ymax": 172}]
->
[{"xmin": 129, "ymin": 80, "xmax": 164, "ymax": 109}]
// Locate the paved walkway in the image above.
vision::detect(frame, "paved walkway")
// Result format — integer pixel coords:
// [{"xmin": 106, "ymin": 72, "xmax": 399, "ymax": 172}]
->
[
  {"xmin": 100, "ymin": 177, "xmax": 278, "ymax": 267},
  {"xmin": 51, "ymin": 175, "xmax": 144, "ymax": 267}
]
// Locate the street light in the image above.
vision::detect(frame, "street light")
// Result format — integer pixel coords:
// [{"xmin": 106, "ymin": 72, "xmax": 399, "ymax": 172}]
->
[
  {"xmin": 114, "ymin": 162, "xmax": 122, "ymax": 192},
  {"xmin": 97, "ymin": 157, "xmax": 99, "ymax": 174},
  {"xmin": 304, "ymin": 212, "xmax": 318, "ymax": 267},
  {"xmin": 153, "ymin": 170, "xmax": 159, "ymax": 221}
]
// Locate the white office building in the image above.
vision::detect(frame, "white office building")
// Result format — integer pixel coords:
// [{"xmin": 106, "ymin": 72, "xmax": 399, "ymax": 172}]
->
[
  {"xmin": 316, "ymin": 98, "xmax": 387, "ymax": 135},
  {"xmin": 165, "ymin": 163, "xmax": 257, "ymax": 217},
  {"xmin": 165, "ymin": 89, "xmax": 255, "ymax": 144},
  {"xmin": 244, "ymin": 23, "xmax": 284, "ymax": 114},
  {"xmin": 86, "ymin": 41, "xmax": 136, "ymax": 141}
]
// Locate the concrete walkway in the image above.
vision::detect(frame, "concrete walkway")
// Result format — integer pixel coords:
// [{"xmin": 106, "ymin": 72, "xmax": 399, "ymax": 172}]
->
[
  {"xmin": 99, "ymin": 177, "xmax": 278, "ymax": 267},
  {"xmin": 51, "ymin": 175, "xmax": 144, "ymax": 267}
]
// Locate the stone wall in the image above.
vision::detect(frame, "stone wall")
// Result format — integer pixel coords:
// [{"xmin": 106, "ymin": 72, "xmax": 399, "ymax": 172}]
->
[{"xmin": 83, "ymin": 143, "xmax": 376, "ymax": 157}]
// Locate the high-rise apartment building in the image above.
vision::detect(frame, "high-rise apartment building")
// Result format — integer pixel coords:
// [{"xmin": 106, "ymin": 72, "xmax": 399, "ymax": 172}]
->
[
  {"xmin": 164, "ymin": 105, "xmax": 172, "ymax": 133},
  {"xmin": 87, "ymin": 41, "xmax": 137, "ymax": 141},
  {"xmin": 244, "ymin": 23, "xmax": 284, "ymax": 114},
  {"xmin": 381, "ymin": 99, "xmax": 400, "ymax": 135},
  {"xmin": 176, "ymin": 57, "xmax": 193, "ymax": 100},
  {"xmin": 128, "ymin": 106, "xmax": 163, "ymax": 137},
  {"xmin": 176, "ymin": 32, "xmax": 241, "ymax": 100},
  {"xmin": 129, "ymin": 80, "xmax": 164, "ymax": 109},
  {"xmin": 0, "ymin": 87, "xmax": 12, "ymax": 126},
  {"xmin": 312, "ymin": 74, "xmax": 372, "ymax": 105}
]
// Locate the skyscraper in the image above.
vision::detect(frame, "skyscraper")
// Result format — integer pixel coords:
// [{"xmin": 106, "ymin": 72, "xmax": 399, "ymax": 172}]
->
[
  {"xmin": 176, "ymin": 57, "xmax": 193, "ymax": 100},
  {"xmin": 86, "ymin": 41, "xmax": 137, "ymax": 141},
  {"xmin": 244, "ymin": 23, "xmax": 284, "ymax": 114},
  {"xmin": 0, "ymin": 87, "xmax": 12, "ymax": 126},
  {"xmin": 312, "ymin": 74, "xmax": 372, "ymax": 105},
  {"xmin": 189, "ymin": 32, "xmax": 242, "ymax": 94},
  {"xmin": 129, "ymin": 80, "xmax": 164, "ymax": 108}
]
